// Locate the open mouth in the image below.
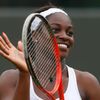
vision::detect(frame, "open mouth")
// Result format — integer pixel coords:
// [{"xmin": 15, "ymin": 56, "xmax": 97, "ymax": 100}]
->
[
  {"xmin": 58, "ymin": 44, "xmax": 67, "ymax": 48},
  {"xmin": 58, "ymin": 44, "xmax": 68, "ymax": 51}
]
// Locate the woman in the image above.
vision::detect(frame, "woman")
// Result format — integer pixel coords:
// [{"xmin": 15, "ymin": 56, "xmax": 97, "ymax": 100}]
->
[{"xmin": 0, "ymin": 4, "xmax": 100, "ymax": 100}]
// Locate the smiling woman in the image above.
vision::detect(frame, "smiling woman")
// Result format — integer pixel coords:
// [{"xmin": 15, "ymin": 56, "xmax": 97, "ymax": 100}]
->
[
  {"xmin": 46, "ymin": 12, "xmax": 74, "ymax": 59},
  {"xmin": 0, "ymin": 3, "xmax": 100, "ymax": 100}
]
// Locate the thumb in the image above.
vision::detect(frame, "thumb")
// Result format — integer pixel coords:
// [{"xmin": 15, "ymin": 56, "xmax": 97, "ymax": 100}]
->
[{"xmin": 17, "ymin": 41, "xmax": 23, "ymax": 51}]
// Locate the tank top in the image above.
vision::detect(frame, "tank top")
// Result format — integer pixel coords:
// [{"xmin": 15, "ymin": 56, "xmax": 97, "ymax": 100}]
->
[{"xmin": 30, "ymin": 65, "xmax": 82, "ymax": 100}]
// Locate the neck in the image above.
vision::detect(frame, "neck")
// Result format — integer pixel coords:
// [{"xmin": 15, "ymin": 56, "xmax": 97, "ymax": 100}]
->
[
  {"xmin": 49, "ymin": 58, "xmax": 67, "ymax": 83},
  {"xmin": 61, "ymin": 58, "xmax": 66, "ymax": 69}
]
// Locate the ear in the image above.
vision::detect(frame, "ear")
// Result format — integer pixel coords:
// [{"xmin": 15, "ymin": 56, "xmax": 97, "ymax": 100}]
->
[{"xmin": 17, "ymin": 41, "xmax": 23, "ymax": 51}]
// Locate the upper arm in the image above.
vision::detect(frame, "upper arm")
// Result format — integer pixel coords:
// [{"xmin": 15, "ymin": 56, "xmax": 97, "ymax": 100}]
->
[
  {"xmin": 0, "ymin": 69, "xmax": 19, "ymax": 100},
  {"xmin": 86, "ymin": 72, "xmax": 100, "ymax": 100},
  {"xmin": 80, "ymin": 71, "xmax": 100, "ymax": 100}
]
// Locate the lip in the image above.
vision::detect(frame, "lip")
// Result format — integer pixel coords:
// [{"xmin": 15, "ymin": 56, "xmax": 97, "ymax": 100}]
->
[
  {"xmin": 58, "ymin": 41, "xmax": 70, "ymax": 48},
  {"xmin": 58, "ymin": 44, "xmax": 68, "ymax": 51},
  {"xmin": 58, "ymin": 44, "xmax": 67, "ymax": 48}
]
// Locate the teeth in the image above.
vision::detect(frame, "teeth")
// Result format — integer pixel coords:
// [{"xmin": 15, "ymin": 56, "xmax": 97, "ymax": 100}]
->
[{"xmin": 58, "ymin": 44, "xmax": 67, "ymax": 48}]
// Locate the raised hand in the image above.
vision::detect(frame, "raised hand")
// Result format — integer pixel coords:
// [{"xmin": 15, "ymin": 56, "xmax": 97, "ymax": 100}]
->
[{"xmin": 0, "ymin": 32, "xmax": 28, "ymax": 72}]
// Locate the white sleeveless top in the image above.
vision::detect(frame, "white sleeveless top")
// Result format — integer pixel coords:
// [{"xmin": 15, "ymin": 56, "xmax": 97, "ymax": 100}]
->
[{"xmin": 30, "ymin": 66, "xmax": 82, "ymax": 100}]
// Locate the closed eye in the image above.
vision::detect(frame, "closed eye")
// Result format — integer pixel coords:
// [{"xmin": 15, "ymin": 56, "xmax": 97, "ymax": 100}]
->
[
  {"xmin": 67, "ymin": 31, "xmax": 74, "ymax": 37},
  {"xmin": 51, "ymin": 28, "xmax": 60, "ymax": 34}
]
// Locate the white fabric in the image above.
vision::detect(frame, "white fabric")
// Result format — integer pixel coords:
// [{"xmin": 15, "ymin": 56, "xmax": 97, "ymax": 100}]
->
[
  {"xmin": 40, "ymin": 8, "xmax": 68, "ymax": 18},
  {"xmin": 30, "ymin": 66, "xmax": 82, "ymax": 100}
]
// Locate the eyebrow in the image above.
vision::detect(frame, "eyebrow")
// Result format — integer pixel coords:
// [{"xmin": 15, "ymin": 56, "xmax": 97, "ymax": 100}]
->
[{"xmin": 50, "ymin": 23, "xmax": 73, "ymax": 29}]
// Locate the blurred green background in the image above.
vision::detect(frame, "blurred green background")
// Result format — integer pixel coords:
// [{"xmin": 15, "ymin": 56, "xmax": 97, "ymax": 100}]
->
[{"xmin": 0, "ymin": 0, "xmax": 100, "ymax": 81}]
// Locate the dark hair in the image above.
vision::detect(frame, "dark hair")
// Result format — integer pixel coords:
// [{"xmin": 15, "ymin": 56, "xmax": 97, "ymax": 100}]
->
[{"xmin": 34, "ymin": 3, "xmax": 57, "ymax": 13}]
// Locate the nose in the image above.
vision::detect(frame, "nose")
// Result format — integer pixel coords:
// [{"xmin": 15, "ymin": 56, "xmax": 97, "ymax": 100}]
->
[
  {"xmin": 54, "ymin": 31, "xmax": 74, "ymax": 47},
  {"xmin": 55, "ymin": 31, "xmax": 69, "ymax": 41}
]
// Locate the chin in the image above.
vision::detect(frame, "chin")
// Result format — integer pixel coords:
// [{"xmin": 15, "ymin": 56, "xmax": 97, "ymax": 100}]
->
[{"xmin": 60, "ymin": 51, "xmax": 69, "ymax": 59}]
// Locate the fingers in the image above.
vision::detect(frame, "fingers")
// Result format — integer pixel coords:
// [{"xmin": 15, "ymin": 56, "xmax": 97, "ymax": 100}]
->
[
  {"xmin": 0, "ymin": 49, "xmax": 9, "ymax": 58},
  {"xmin": 0, "ymin": 37, "xmax": 9, "ymax": 55},
  {"xmin": 0, "ymin": 35, "xmax": 9, "ymax": 50},
  {"xmin": 2, "ymin": 32, "xmax": 12, "ymax": 48},
  {"xmin": 0, "ymin": 32, "xmax": 11, "ymax": 55}
]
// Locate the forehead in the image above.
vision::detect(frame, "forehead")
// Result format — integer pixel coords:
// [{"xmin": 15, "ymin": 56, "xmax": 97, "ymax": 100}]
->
[{"xmin": 47, "ymin": 12, "xmax": 72, "ymax": 26}]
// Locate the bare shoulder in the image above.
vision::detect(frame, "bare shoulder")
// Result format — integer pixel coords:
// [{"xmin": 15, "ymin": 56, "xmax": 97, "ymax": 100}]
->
[
  {"xmin": 0, "ymin": 69, "xmax": 19, "ymax": 93},
  {"xmin": 0, "ymin": 69, "xmax": 19, "ymax": 84},
  {"xmin": 75, "ymin": 69, "xmax": 100, "ymax": 99},
  {"xmin": 75, "ymin": 69, "xmax": 100, "ymax": 85}
]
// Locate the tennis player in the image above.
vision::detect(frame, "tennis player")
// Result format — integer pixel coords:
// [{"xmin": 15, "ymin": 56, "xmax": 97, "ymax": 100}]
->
[{"xmin": 0, "ymin": 4, "xmax": 100, "ymax": 100}]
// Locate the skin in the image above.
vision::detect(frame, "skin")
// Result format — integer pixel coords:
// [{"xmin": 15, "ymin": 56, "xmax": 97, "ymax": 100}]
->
[{"xmin": 0, "ymin": 12, "xmax": 100, "ymax": 100}]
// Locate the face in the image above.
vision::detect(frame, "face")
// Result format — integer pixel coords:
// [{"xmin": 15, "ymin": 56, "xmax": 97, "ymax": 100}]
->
[{"xmin": 47, "ymin": 12, "xmax": 75, "ymax": 59}]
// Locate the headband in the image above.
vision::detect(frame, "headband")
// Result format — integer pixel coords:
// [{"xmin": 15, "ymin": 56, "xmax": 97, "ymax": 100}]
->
[
  {"xmin": 30, "ymin": 8, "xmax": 68, "ymax": 32},
  {"xmin": 40, "ymin": 8, "xmax": 68, "ymax": 18}
]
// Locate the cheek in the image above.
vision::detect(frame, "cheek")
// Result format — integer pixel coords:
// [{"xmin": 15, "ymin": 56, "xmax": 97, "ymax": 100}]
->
[{"xmin": 70, "ymin": 37, "xmax": 75, "ymax": 47}]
